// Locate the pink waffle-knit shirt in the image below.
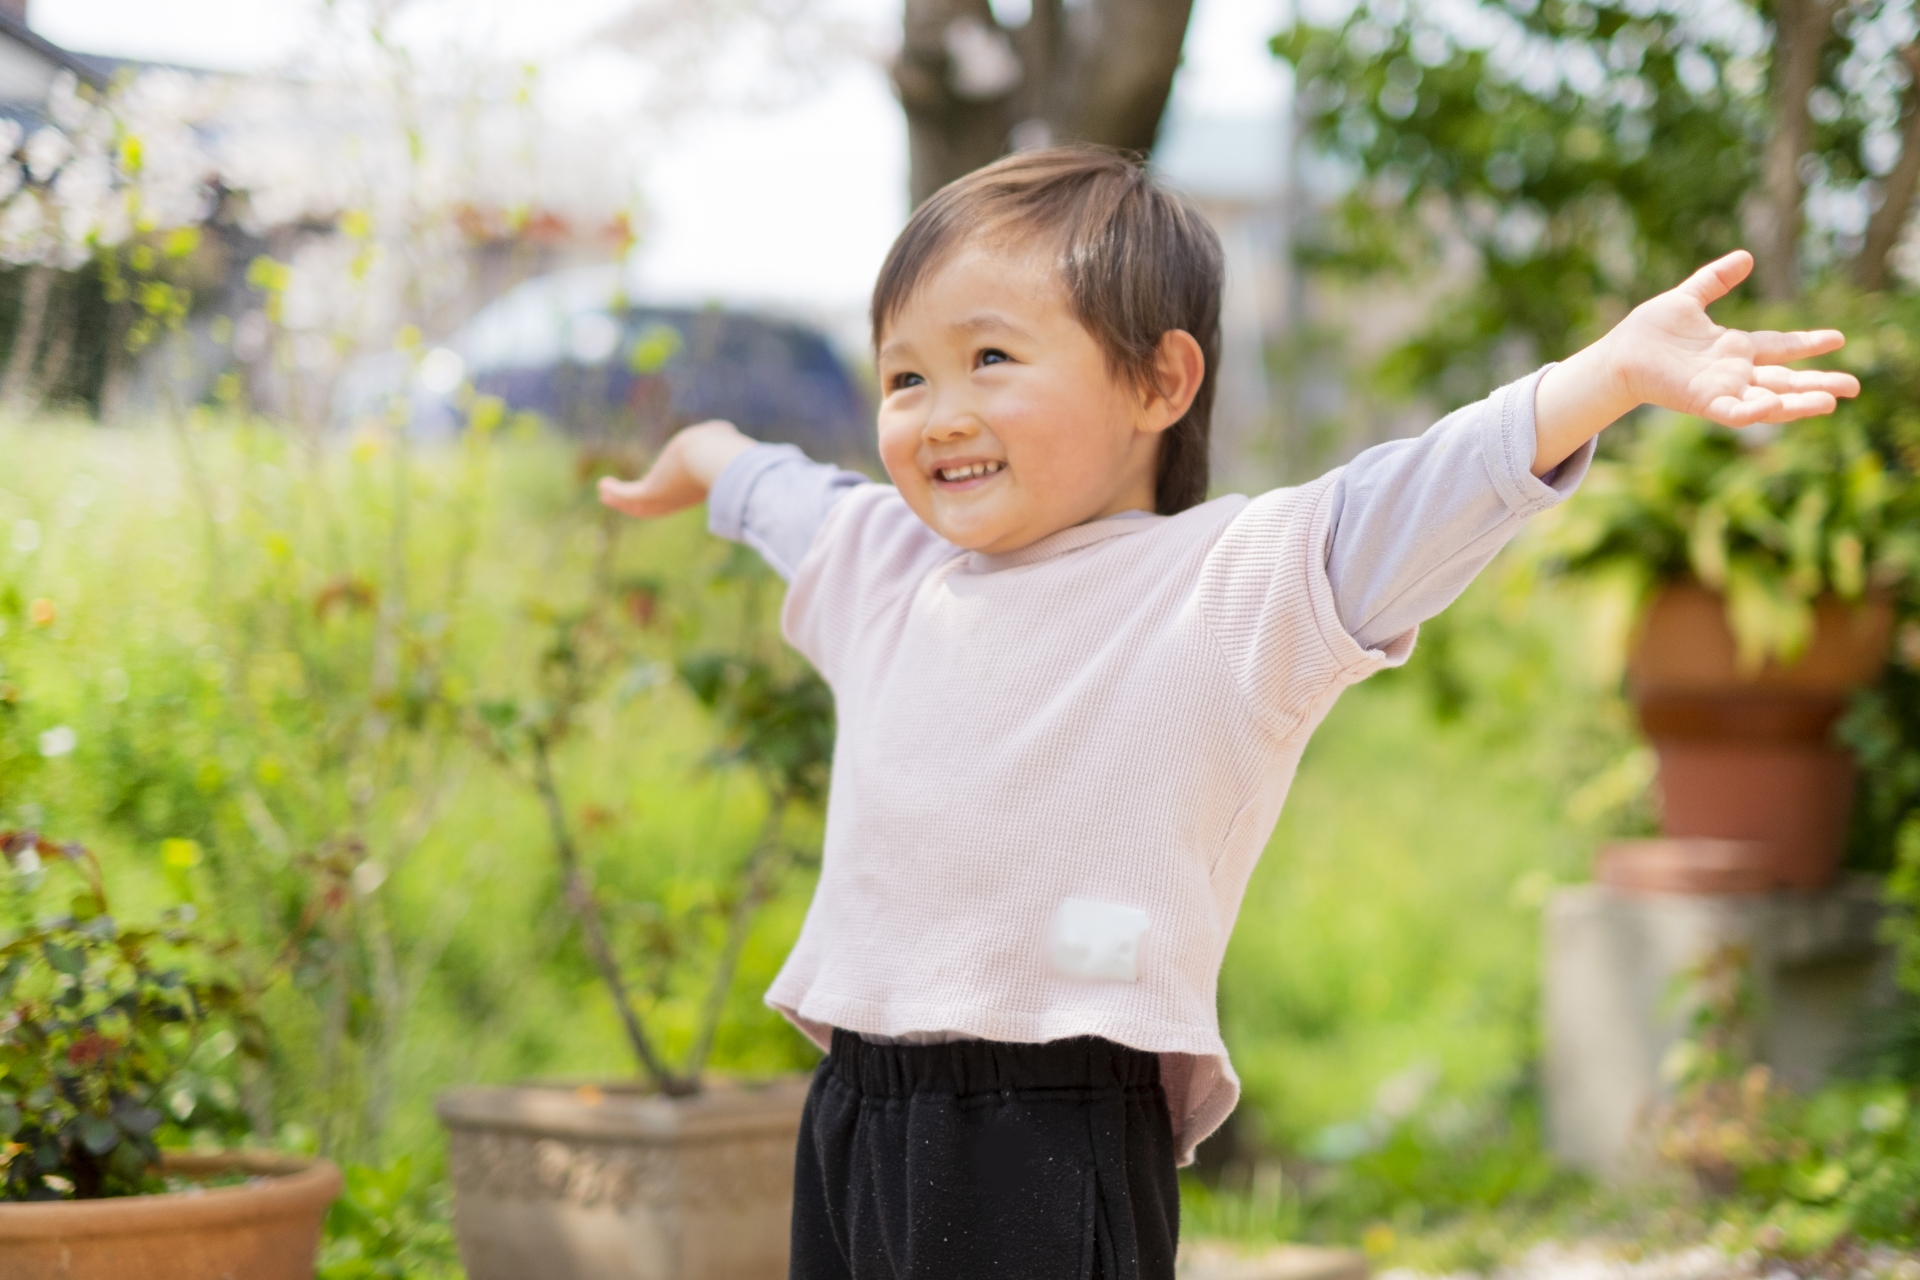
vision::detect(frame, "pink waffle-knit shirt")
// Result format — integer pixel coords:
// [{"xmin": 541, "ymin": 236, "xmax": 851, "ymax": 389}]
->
[
  {"xmin": 768, "ymin": 470, "xmax": 1405, "ymax": 1165},
  {"xmin": 751, "ymin": 369, "xmax": 1585, "ymax": 1164}
]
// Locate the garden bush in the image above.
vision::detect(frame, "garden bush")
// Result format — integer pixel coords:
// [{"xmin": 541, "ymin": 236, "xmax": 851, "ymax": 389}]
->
[{"xmin": 0, "ymin": 413, "xmax": 824, "ymax": 1180}]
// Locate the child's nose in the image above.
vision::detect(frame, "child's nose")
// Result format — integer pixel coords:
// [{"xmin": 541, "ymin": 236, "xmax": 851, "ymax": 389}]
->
[{"xmin": 923, "ymin": 399, "xmax": 981, "ymax": 442}]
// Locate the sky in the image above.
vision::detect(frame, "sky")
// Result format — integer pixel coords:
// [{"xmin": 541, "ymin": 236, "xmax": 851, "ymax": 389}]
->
[{"xmin": 30, "ymin": 0, "xmax": 1291, "ymax": 319}]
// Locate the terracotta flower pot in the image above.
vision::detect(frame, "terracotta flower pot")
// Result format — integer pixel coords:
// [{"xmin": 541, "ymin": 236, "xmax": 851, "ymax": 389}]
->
[
  {"xmin": 437, "ymin": 1075, "xmax": 810, "ymax": 1280},
  {"xmin": 1594, "ymin": 838, "xmax": 1777, "ymax": 895},
  {"xmin": 1625, "ymin": 583, "xmax": 1893, "ymax": 892},
  {"xmin": 0, "ymin": 1150, "xmax": 341, "ymax": 1280}
]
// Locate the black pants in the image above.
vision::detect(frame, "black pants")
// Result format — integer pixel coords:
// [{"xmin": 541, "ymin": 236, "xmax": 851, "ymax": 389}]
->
[{"xmin": 790, "ymin": 1029, "xmax": 1179, "ymax": 1280}]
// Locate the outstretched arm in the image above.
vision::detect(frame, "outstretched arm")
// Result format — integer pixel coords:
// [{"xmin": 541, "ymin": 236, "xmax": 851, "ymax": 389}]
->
[
  {"xmin": 598, "ymin": 419, "xmax": 756, "ymax": 518},
  {"xmin": 1323, "ymin": 249, "xmax": 1859, "ymax": 650},
  {"xmin": 1531, "ymin": 249, "xmax": 1860, "ymax": 476},
  {"xmin": 599, "ymin": 421, "xmax": 871, "ymax": 581}
]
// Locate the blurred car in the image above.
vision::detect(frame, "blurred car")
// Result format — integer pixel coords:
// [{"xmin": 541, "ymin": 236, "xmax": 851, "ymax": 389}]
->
[{"xmin": 391, "ymin": 266, "xmax": 876, "ymax": 465}]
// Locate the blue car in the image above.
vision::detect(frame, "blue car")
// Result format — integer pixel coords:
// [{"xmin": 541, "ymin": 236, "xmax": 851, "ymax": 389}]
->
[{"xmin": 406, "ymin": 267, "xmax": 876, "ymax": 466}]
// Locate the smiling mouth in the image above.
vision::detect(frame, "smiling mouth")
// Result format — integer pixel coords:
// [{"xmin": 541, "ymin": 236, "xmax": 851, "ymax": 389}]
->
[{"xmin": 934, "ymin": 460, "xmax": 1005, "ymax": 483}]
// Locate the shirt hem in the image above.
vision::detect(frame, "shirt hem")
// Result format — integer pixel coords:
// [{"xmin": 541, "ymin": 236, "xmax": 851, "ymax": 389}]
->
[
  {"xmin": 767, "ymin": 990, "xmax": 1228, "ymax": 1058},
  {"xmin": 766, "ymin": 990, "xmax": 1237, "ymax": 1167}
]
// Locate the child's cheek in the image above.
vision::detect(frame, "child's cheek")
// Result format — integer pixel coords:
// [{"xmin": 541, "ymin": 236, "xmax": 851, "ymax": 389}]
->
[{"xmin": 876, "ymin": 417, "xmax": 919, "ymax": 488}]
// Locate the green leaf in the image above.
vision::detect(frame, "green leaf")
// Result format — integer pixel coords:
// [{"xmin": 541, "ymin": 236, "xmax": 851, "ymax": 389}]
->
[
  {"xmin": 41, "ymin": 942, "xmax": 83, "ymax": 976},
  {"xmin": 1687, "ymin": 502, "xmax": 1729, "ymax": 590},
  {"xmin": 74, "ymin": 1112, "xmax": 119, "ymax": 1155},
  {"xmin": 1785, "ymin": 488, "xmax": 1829, "ymax": 597},
  {"xmin": 106, "ymin": 1137, "xmax": 149, "ymax": 1183},
  {"xmin": 1830, "ymin": 532, "xmax": 1865, "ymax": 599},
  {"xmin": 111, "ymin": 1100, "xmax": 162, "ymax": 1139},
  {"xmin": 1787, "ymin": 1159, "xmax": 1850, "ymax": 1203},
  {"xmin": 626, "ymin": 323, "xmax": 682, "ymax": 375},
  {"xmin": 1724, "ymin": 563, "xmax": 1814, "ymax": 672}
]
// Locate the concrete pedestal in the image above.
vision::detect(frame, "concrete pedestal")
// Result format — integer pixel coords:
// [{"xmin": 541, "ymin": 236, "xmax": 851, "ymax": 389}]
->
[{"xmin": 1542, "ymin": 876, "xmax": 1889, "ymax": 1177}]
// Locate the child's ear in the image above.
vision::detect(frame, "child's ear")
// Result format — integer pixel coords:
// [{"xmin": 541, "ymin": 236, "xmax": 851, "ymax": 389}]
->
[{"xmin": 1142, "ymin": 330, "xmax": 1205, "ymax": 434}]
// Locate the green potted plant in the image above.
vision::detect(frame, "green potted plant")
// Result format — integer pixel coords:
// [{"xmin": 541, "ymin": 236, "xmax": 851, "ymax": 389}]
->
[
  {"xmin": 0, "ymin": 830, "xmax": 341, "ymax": 1280},
  {"xmin": 438, "ymin": 530, "xmax": 832, "ymax": 1280},
  {"xmin": 1546, "ymin": 290, "xmax": 1920, "ymax": 891}
]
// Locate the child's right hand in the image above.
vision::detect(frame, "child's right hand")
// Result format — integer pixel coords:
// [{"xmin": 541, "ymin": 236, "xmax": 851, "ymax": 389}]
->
[
  {"xmin": 598, "ymin": 419, "xmax": 755, "ymax": 519},
  {"xmin": 1531, "ymin": 249, "xmax": 1859, "ymax": 476}
]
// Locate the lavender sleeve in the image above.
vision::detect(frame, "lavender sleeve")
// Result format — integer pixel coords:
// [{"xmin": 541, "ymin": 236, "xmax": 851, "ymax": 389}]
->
[
  {"xmin": 707, "ymin": 443, "xmax": 871, "ymax": 581},
  {"xmin": 1325, "ymin": 366, "xmax": 1593, "ymax": 652}
]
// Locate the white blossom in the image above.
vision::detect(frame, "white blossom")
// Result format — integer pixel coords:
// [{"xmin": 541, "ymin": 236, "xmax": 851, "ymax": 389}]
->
[
  {"xmin": 0, "ymin": 195, "xmax": 47, "ymax": 265},
  {"xmin": 0, "ymin": 0, "xmax": 850, "ymax": 400},
  {"xmin": 23, "ymin": 127, "xmax": 69, "ymax": 183}
]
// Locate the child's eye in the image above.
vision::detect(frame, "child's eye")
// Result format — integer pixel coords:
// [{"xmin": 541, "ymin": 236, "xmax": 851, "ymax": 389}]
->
[
  {"xmin": 977, "ymin": 348, "xmax": 1011, "ymax": 367},
  {"xmin": 889, "ymin": 371, "xmax": 925, "ymax": 392}
]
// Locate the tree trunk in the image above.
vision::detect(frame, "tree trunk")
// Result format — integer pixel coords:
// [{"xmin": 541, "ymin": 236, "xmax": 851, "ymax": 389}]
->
[
  {"xmin": 1, "ymin": 263, "xmax": 54, "ymax": 418},
  {"xmin": 1857, "ymin": 42, "xmax": 1920, "ymax": 291},
  {"xmin": 896, "ymin": 0, "xmax": 1020, "ymax": 208},
  {"xmin": 1758, "ymin": 0, "xmax": 1835, "ymax": 301},
  {"xmin": 895, "ymin": 0, "xmax": 1196, "ymax": 206},
  {"xmin": 1050, "ymin": 0, "xmax": 1193, "ymax": 158},
  {"xmin": 28, "ymin": 279, "xmax": 75, "ymax": 413}
]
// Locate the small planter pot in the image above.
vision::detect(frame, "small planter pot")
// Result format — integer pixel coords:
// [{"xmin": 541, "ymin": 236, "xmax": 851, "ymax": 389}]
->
[
  {"xmin": 1626, "ymin": 583, "xmax": 1892, "ymax": 891},
  {"xmin": 0, "ymin": 1150, "xmax": 341, "ymax": 1280},
  {"xmin": 1595, "ymin": 837, "xmax": 1777, "ymax": 895},
  {"xmin": 437, "ymin": 1075, "xmax": 811, "ymax": 1280}
]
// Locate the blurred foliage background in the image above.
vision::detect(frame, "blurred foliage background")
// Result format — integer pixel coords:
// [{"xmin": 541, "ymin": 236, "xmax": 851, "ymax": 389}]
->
[
  {"xmin": 0, "ymin": 408, "xmax": 1645, "ymax": 1265},
  {"xmin": 7, "ymin": 0, "xmax": 1920, "ymax": 1272}
]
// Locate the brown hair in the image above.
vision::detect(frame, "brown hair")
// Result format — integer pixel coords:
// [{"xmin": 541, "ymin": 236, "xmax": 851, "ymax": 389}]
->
[{"xmin": 870, "ymin": 146, "xmax": 1224, "ymax": 515}]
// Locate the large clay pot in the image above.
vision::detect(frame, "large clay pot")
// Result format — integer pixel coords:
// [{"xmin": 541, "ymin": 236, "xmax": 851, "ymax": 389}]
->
[
  {"xmin": 1626, "ymin": 583, "xmax": 1893, "ymax": 892},
  {"xmin": 0, "ymin": 1150, "xmax": 341, "ymax": 1280},
  {"xmin": 437, "ymin": 1075, "xmax": 810, "ymax": 1280}
]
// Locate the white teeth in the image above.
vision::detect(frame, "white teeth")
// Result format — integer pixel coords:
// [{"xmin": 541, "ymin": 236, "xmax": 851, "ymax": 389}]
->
[{"xmin": 939, "ymin": 461, "xmax": 1001, "ymax": 481}]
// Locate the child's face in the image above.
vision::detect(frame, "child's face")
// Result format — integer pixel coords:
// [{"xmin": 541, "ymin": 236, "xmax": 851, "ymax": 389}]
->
[{"xmin": 874, "ymin": 242, "xmax": 1178, "ymax": 555}]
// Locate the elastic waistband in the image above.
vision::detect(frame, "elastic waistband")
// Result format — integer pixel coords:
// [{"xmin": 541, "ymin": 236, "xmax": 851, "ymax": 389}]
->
[{"xmin": 826, "ymin": 1028, "xmax": 1161, "ymax": 1098}]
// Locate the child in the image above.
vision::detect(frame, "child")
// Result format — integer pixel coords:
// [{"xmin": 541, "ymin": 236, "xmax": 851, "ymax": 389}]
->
[{"xmin": 599, "ymin": 148, "xmax": 1856, "ymax": 1280}]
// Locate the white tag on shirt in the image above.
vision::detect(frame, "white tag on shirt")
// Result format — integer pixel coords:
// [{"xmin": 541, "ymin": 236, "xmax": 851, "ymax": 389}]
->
[{"xmin": 1048, "ymin": 898, "xmax": 1148, "ymax": 983}]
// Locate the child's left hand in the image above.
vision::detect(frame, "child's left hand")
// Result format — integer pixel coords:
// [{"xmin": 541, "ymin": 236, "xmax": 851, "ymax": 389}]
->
[{"xmin": 1532, "ymin": 249, "xmax": 1861, "ymax": 476}]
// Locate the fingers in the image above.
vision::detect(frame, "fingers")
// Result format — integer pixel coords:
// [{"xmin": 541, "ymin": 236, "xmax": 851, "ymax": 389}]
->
[
  {"xmin": 1674, "ymin": 249, "xmax": 1754, "ymax": 307},
  {"xmin": 598, "ymin": 476, "xmax": 636, "ymax": 510},
  {"xmin": 1750, "ymin": 365, "xmax": 1861, "ymax": 398},
  {"xmin": 1762, "ymin": 391, "xmax": 1841, "ymax": 422},
  {"xmin": 1705, "ymin": 388, "xmax": 1841, "ymax": 427},
  {"xmin": 1747, "ymin": 327, "xmax": 1846, "ymax": 363},
  {"xmin": 598, "ymin": 475, "xmax": 661, "ymax": 517},
  {"xmin": 1704, "ymin": 391, "xmax": 1778, "ymax": 427}
]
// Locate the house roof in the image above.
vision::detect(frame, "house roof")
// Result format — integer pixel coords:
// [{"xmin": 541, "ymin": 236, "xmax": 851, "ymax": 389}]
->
[{"xmin": 0, "ymin": 13, "xmax": 108, "ymax": 102}]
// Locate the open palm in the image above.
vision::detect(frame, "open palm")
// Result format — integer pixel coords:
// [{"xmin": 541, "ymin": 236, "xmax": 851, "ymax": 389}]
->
[{"xmin": 1615, "ymin": 250, "xmax": 1859, "ymax": 427}]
